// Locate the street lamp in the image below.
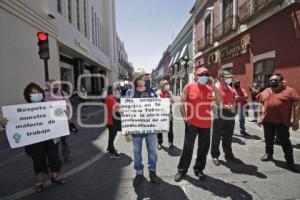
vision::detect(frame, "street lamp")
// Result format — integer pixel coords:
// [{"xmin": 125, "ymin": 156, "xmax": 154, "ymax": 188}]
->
[{"xmin": 181, "ymin": 56, "xmax": 190, "ymax": 86}]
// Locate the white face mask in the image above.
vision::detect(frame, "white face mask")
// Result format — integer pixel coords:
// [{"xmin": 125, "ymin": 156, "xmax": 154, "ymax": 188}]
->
[
  {"xmin": 225, "ymin": 78, "xmax": 233, "ymax": 85},
  {"xmin": 30, "ymin": 93, "xmax": 43, "ymax": 102},
  {"xmin": 165, "ymin": 85, "xmax": 170, "ymax": 90}
]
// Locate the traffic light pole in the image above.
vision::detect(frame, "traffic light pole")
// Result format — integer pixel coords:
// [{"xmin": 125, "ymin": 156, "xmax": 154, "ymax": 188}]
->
[{"xmin": 44, "ymin": 59, "xmax": 49, "ymax": 82}]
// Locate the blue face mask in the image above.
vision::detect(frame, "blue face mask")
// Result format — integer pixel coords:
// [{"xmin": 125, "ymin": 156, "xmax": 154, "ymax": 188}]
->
[
  {"xmin": 197, "ymin": 76, "xmax": 209, "ymax": 85},
  {"xmin": 30, "ymin": 93, "xmax": 43, "ymax": 103},
  {"xmin": 145, "ymin": 80, "xmax": 151, "ymax": 89}
]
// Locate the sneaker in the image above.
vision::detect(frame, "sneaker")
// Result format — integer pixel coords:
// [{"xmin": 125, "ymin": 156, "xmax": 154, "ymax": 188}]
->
[
  {"xmin": 133, "ymin": 174, "xmax": 144, "ymax": 186},
  {"xmin": 34, "ymin": 183, "xmax": 44, "ymax": 193},
  {"xmin": 212, "ymin": 158, "xmax": 220, "ymax": 166},
  {"xmin": 149, "ymin": 171, "xmax": 160, "ymax": 185},
  {"xmin": 157, "ymin": 144, "xmax": 162, "ymax": 150},
  {"xmin": 174, "ymin": 171, "xmax": 185, "ymax": 182},
  {"xmin": 198, "ymin": 171, "xmax": 206, "ymax": 181},
  {"xmin": 260, "ymin": 154, "xmax": 273, "ymax": 162},
  {"xmin": 169, "ymin": 143, "xmax": 174, "ymax": 149},
  {"xmin": 240, "ymin": 131, "xmax": 249, "ymax": 136},
  {"xmin": 110, "ymin": 151, "xmax": 121, "ymax": 159},
  {"xmin": 225, "ymin": 155, "xmax": 241, "ymax": 163}
]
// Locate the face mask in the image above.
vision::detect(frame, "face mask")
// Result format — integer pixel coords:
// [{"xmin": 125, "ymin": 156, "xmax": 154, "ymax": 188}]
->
[
  {"xmin": 269, "ymin": 82, "xmax": 280, "ymax": 89},
  {"xmin": 165, "ymin": 85, "xmax": 170, "ymax": 90},
  {"xmin": 30, "ymin": 93, "xmax": 43, "ymax": 102},
  {"xmin": 225, "ymin": 78, "xmax": 233, "ymax": 85},
  {"xmin": 145, "ymin": 80, "xmax": 151, "ymax": 89},
  {"xmin": 197, "ymin": 76, "xmax": 209, "ymax": 85}
]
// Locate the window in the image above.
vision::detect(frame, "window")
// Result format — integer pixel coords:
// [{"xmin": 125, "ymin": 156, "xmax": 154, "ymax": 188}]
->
[
  {"xmin": 68, "ymin": 0, "xmax": 72, "ymax": 23},
  {"xmin": 254, "ymin": 58, "xmax": 275, "ymax": 87},
  {"xmin": 84, "ymin": 0, "xmax": 88, "ymax": 37},
  {"xmin": 204, "ymin": 13, "xmax": 212, "ymax": 45},
  {"xmin": 76, "ymin": 0, "xmax": 80, "ymax": 31},
  {"xmin": 223, "ymin": 0, "xmax": 233, "ymax": 19},
  {"xmin": 57, "ymin": 0, "xmax": 62, "ymax": 14}
]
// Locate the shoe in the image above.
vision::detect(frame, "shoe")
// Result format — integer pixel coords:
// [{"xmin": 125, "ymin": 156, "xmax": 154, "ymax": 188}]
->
[
  {"xmin": 212, "ymin": 158, "xmax": 220, "ymax": 166},
  {"xmin": 51, "ymin": 177, "xmax": 66, "ymax": 185},
  {"xmin": 240, "ymin": 131, "xmax": 249, "ymax": 136},
  {"xmin": 260, "ymin": 154, "xmax": 273, "ymax": 162},
  {"xmin": 157, "ymin": 144, "xmax": 162, "ymax": 150},
  {"xmin": 133, "ymin": 174, "xmax": 144, "ymax": 186},
  {"xmin": 198, "ymin": 171, "xmax": 206, "ymax": 181},
  {"xmin": 149, "ymin": 171, "xmax": 160, "ymax": 185},
  {"xmin": 169, "ymin": 143, "xmax": 174, "ymax": 149},
  {"xmin": 110, "ymin": 151, "xmax": 121, "ymax": 159},
  {"xmin": 250, "ymin": 119, "xmax": 257, "ymax": 122},
  {"xmin": 287, "ymin": 162, "xmax": 298, "ymax": 172},
  {"xmin": 174, "ymin": 171, "xmax": 186, "ymax": 182},
  {"xmin": 34, "ymin": 183, "xmax": 44, "ymax": 193}
]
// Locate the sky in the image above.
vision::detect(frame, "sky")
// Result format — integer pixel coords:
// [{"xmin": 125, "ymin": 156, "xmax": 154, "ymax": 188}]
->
[{"xmin": 116, "ymin": 0, "xmax": 195, "ymax": 73}]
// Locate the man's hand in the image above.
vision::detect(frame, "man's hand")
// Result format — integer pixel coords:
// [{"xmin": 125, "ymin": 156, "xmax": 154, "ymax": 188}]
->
[
  {"xmin": 0, "ymin": 117, "xmax": 8, "ymax": 127},
  {"xmin": 291, "ymin": 120, "xmax": 299, "ymax": 131}
]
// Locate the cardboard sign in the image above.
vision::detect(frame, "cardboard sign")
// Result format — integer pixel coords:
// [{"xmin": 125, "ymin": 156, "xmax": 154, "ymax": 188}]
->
[
  {"xmin": 2, "ymin": 100, "xmax": 70, "ymax": 148},
  {"xmin": 120, "ymin": 98, "xmax": 170, "ymax": 134}
]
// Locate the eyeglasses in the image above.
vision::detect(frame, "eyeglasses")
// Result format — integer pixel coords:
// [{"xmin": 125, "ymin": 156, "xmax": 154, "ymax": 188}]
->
[
  {"xmin": 197, "ymin": 73, "xmax": 210, "ymax": 77},
  {"xmin": 269, "ymin": 79, "xmax": 280, "ymax": 82}
]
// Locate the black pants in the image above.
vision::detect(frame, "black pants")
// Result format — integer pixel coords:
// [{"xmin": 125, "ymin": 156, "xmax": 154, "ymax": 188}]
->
[
  {"xmin": 61, "ymin": 136, "xmax": 71, "ymax": 160},
  {"xmin": 25, "ymin": 140, "xmax": 61, "ymax": 174},
  {"xmin": 211, "ymin": 109, "xmax": 235, "ymax": 159},
  {"xmin": 157, "ymin": 120, "xmax": 174, "ymax": 144},
  {"xmin": 107, "ymin": 125, "xmax": 118, "ymax": 152},
  {"xmin": 263, "ymin": 122, "xmax": 294, "ymax": 164},
  {"xmin": 177, "ymin": 123, "xmax": 210, "ymax": 174}
]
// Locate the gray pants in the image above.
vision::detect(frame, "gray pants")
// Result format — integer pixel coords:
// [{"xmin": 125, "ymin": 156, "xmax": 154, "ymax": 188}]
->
[
  {"xmin": 211, "ymin": 109, "xmax": 235, "ymax": 159},
  {"xmin": 61, "ymin": 136, "xmax": 71, "ymax": 160}
]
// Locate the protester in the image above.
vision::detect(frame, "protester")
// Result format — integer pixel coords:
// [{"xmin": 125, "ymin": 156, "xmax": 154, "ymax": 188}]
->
[
  {"xmin": 156, "ymin": 80, "xmax": 174, "ymax": 150},
  {"xmin": 125, "ymin": 68, "xmax": 160, "ymax": 186},
  {"xmin": 249, "ymin": 79, "xmax": 265, "ymax": 122},
  {"xmin": 0, "ymin": 117, "xmax": 8, "ymax": 127},
  {"xmin": 105, "ymin": 85, "xmax": 121, "ymax": 158},
  {"xmin": 17, "ymin": 82, "xmax": 65, "ymax": 192},
  {"xmin": 45, "ymin": 79, "xmax": 73, "ymax": 163},
  {"xmin": 233, "ymin": 79, "xmax": 249, "ymax": 135},
  {"xmin": 257, "ymin": 73, "xmax": 299, "ymax": 172},
  {"xmin": 211, "ymin": 70, "xmax": 240, "ymax": 166},
  {"xmin": 174, "ymin": 67, "xmax": 222, "ymax": 182}
]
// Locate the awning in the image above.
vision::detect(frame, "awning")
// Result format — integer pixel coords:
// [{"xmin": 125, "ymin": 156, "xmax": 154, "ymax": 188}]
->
[
  {"xmin": 179, "ymin": 44, "xmax": 189, "ymax": 60},
  {"xmin": 173, "ymin": 52, "xmax": 180, "ymax": 64},
  {"xmin": 168, "ymin": 57, "xmax": 174, "ymax": 67}
]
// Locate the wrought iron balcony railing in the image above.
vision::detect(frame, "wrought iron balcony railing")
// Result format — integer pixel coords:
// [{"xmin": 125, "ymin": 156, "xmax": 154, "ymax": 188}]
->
[
  {"xmin": 212, "ymin": 15, "xmax": 237, "ymax": 41},
  {"xmin": 196, "ymin": 33, "xmax": 212, "ymax": 51}
]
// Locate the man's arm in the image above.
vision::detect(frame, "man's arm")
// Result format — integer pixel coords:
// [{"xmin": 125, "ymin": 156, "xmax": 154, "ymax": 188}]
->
[
  {"xmin": 0, "ymin": 117, "xmax": 8, "ymax": 128},
  {"xmin": 180, "ymin": 86, "xmax": 188, "ymax": 122},
  {"xmin": 291, "ymin": 101, "xmax": 300, "ymax": 131},
  {"xmin": 211, "ymin": 80, "xmax": 223, "ymax": 105}
]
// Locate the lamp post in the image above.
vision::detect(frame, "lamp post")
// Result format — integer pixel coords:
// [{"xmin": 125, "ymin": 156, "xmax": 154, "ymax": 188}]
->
[{"xmin": 181, "ymin": 56, "xmax": 190, "ymax": 86}]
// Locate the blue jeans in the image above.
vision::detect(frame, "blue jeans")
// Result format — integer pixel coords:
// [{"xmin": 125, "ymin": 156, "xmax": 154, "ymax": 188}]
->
[
  {"xmin": 237, "ymin": 107, "xmax": 246, "ymax": 133},
  {"xmin": 252, "ymin": 100, "xmax": 259, "ymax": 120},
  {"xmin": 132, "ymin": 133, "xmax": 157, "ymax": 174}
]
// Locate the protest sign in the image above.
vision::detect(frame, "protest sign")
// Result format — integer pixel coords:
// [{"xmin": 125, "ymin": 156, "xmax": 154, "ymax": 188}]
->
[
  {"xmin": 120, "ymin": 98, "xmax": 170, "ymax": 134},
  {"xmin": 2, "ymin": 100, "xmax": 70, "ymax": 148}
]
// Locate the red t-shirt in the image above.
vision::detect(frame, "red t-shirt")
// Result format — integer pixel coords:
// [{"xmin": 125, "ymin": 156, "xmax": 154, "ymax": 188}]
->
[
  {"xmin": 160, "ymin": 91, "xmax": 172, "ymax": 98},
  {"xmin": 186, "ymin": 83, "xmax": 213, "ymax": 128},
  {"xmin": 256, "ymin": 86, "xmax": 300, "ymax": 127},
  {"xmin": 105, "ymin": 95, "xmax": 119, "ymax": 125},
  {"xmin": 233, "ymin": 88, "xmax": 248, "ymax": 107},
  {"xmin": 218, "ymin": 84, "xmax": 235, "ymax": 106}
]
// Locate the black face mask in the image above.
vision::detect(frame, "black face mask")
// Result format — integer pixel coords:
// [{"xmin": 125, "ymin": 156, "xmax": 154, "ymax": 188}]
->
[
  {"xmin": 269, "ymin": 82, "xmax": 280, "ymax": 89},
  {"xmin": 234, "ymin": 85, "xmax": 240, "ymax": 89}
]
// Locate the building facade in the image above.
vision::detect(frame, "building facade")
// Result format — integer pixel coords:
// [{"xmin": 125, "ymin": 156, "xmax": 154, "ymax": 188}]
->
[
  {"xmin": 0, "ymin": 0, "xmax": 119, "ymax": 109},
  {"xmin": 192, "ymin": 0, "xmax": 300, "ymax": 94}
]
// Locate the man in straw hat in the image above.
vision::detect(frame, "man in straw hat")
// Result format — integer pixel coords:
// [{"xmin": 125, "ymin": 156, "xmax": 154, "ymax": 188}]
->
[{"xmin": 125, "ymin": 68, "xmax": 160, "ymax": 186}]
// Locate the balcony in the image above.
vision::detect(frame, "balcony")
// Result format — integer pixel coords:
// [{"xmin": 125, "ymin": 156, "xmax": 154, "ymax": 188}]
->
[
  {"xmin": 212, "ymin": 15, "xmax": 237, "ymax": 41},
  {"xmin": 196, "ymin": 33, "xmax": 212, "ymax": 52},
  {"xmin": 239, "ymin": 0, "xmax": 281, "ymax": 23}
]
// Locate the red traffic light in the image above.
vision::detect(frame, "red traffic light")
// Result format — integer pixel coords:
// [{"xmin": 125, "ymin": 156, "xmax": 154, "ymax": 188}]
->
[{"xmin": 37, "ymin": 32, "xmax": 48, "ymax": 41}]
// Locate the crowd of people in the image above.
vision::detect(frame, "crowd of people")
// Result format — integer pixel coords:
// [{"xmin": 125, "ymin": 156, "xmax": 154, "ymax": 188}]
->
[{"xmin": 0, "ymin": 65, "xmax": 299, "ymax": 192}]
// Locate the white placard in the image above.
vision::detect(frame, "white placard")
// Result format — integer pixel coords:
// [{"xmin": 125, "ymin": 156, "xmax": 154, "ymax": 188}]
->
[
  {"xmin": 120, "ymin": 98, "xmax": 170, "ymax": 134},
  {"xmin": 2, "ymin": 100, "xmax": 70, "ymax": 148}
]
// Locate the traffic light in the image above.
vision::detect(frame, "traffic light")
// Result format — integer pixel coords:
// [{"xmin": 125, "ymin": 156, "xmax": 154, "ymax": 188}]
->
[{"xmin": 37, "ymin": 32, "xmax": 50, "ymax": 59}]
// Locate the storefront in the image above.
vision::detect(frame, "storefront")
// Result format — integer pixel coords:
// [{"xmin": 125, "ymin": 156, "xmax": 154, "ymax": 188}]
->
[{"xmin": 195, "ymin": 4, "xmax": 300, "ymax": 94}]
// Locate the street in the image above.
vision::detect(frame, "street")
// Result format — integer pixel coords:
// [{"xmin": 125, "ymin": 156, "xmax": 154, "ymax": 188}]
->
[{"xmin": 0, "ymin": 99, "xmax": 300, "ymax": 200}]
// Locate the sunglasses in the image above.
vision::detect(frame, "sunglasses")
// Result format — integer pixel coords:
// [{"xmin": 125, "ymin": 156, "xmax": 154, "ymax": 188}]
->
[
  {"xmin": 197, "ymin": 73, "xmax": 210, "ymax": 77},
  {"xmin": 269, "ymin": 79, "xmax": 280, "ymax": 82}
]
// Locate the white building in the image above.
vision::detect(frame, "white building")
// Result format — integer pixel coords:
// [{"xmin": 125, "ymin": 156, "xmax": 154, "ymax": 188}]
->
[{"xmin": 0, "ymin": 0, "xmax": 119, "ymax": 109}]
